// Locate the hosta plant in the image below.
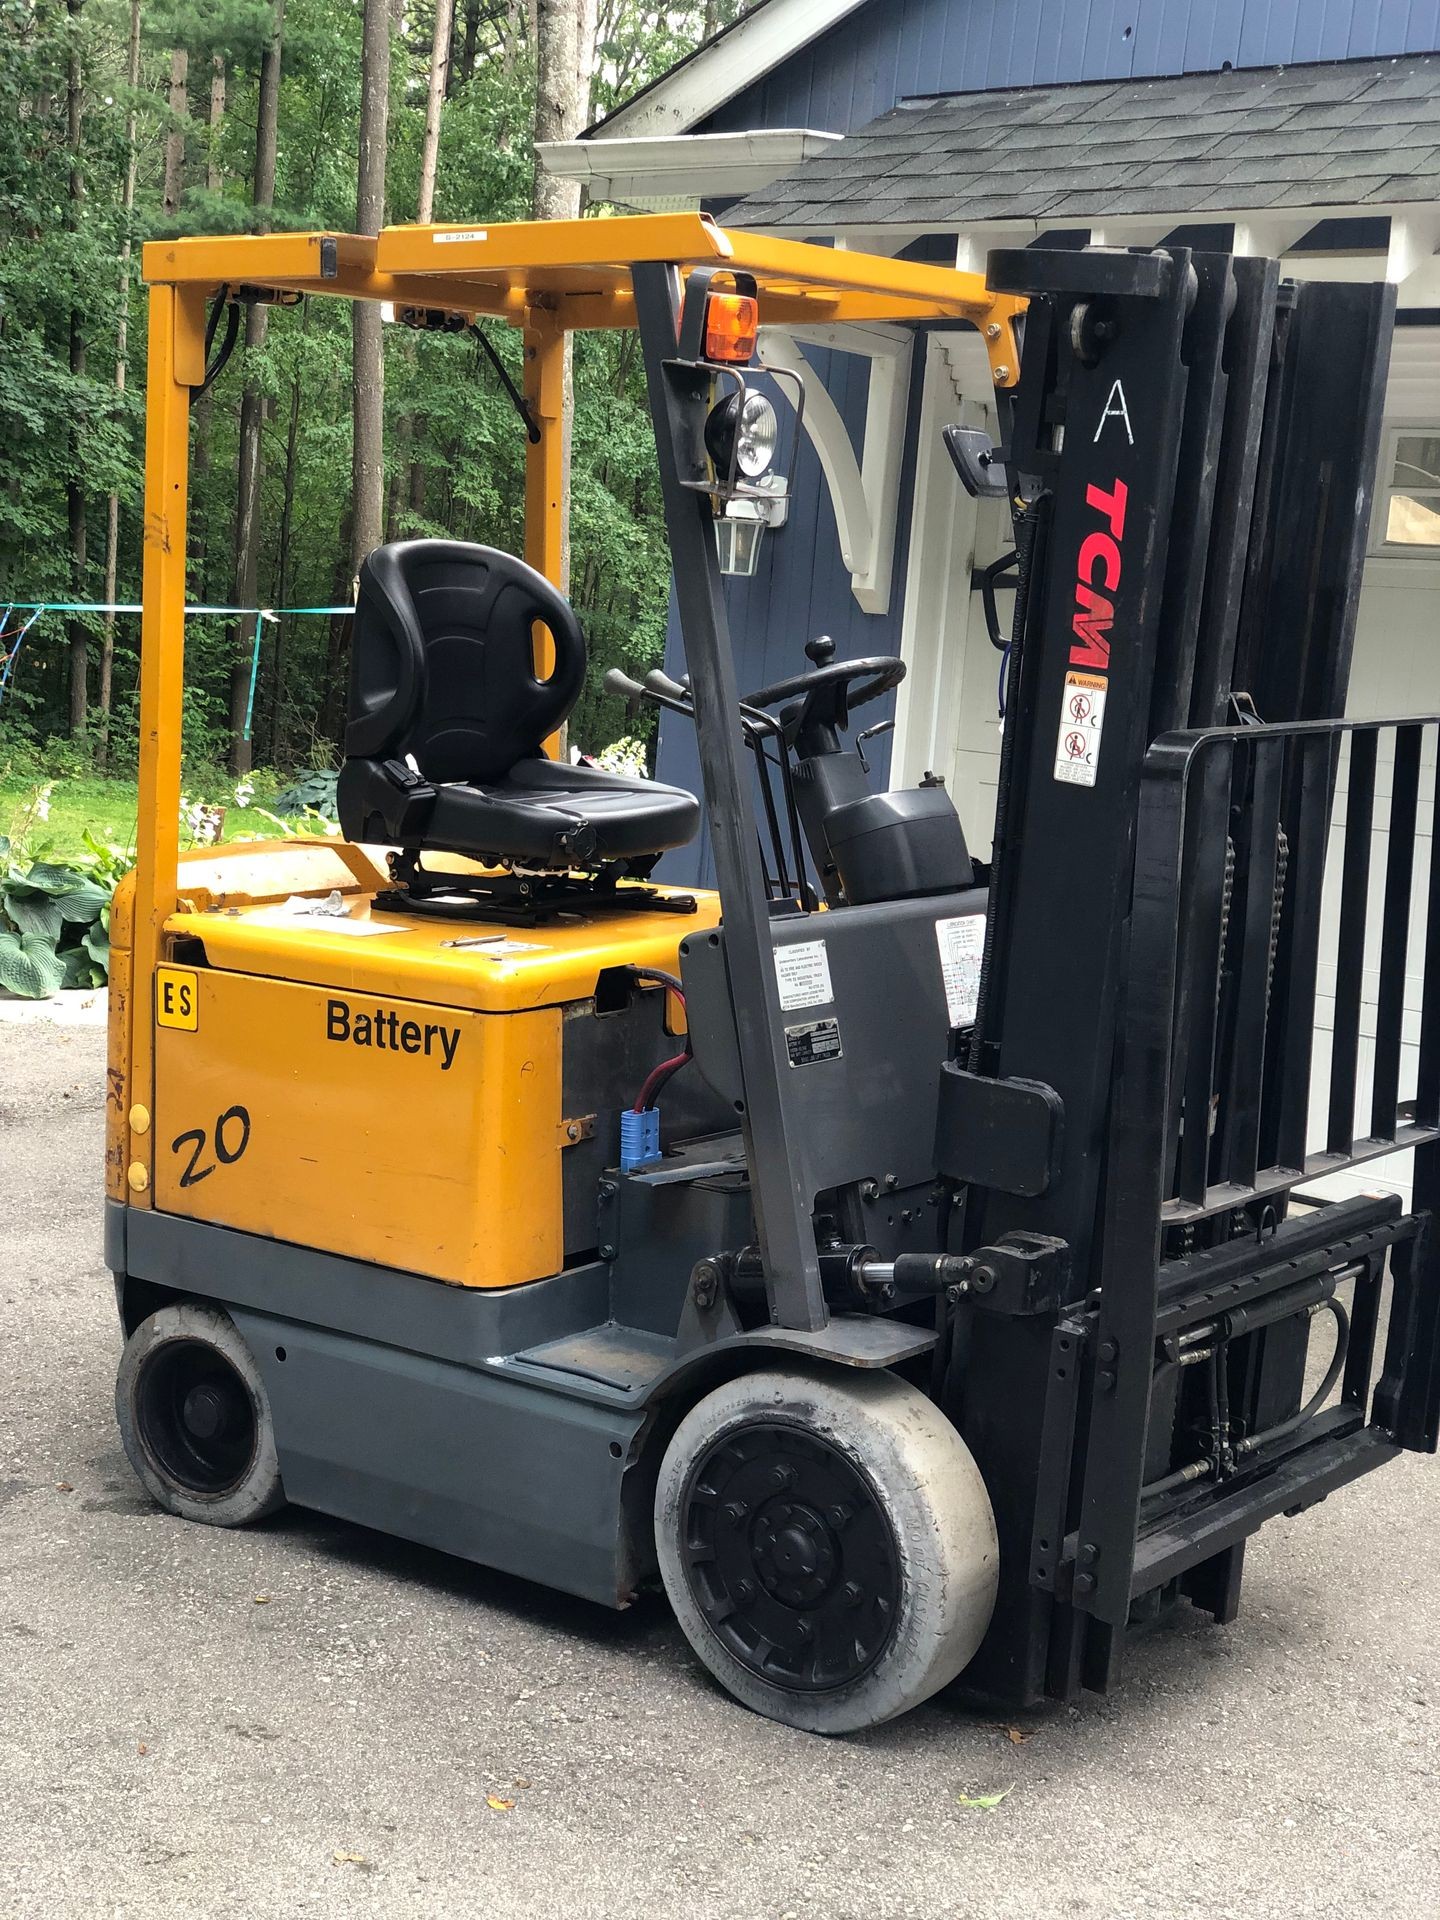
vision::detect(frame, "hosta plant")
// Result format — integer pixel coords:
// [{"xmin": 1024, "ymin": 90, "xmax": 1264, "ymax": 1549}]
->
[{"xmin": 0, "ymin": 831, "xmax": 119, "ymax": 999}]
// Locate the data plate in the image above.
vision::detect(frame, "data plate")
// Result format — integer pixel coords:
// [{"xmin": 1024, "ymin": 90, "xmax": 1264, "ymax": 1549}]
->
[{"xmin": 785, "ymin": 1017, "xmax": 843, "ymax": 1068}]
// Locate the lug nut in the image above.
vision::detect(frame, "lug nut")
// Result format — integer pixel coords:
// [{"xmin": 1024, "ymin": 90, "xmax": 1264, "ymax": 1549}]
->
[
  {"xmin": 724, "ymin": 1501, "xmax": 748, "ymax": 1524},
  {"xmin": 734, "ymin": 1578, "xmax": 755, "ymax": 1602}
]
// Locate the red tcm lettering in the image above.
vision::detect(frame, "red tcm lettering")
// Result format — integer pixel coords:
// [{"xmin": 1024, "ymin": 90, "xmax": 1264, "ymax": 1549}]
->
[{"xmin": 1070, "ymin": 478, "xmax": 1129, "ymax": 672}]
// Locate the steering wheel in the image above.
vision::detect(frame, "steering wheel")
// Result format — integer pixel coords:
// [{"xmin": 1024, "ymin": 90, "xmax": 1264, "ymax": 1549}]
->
[{"xmin": 743, "ymin": 636, "xmax": 905, "ymax": 714}]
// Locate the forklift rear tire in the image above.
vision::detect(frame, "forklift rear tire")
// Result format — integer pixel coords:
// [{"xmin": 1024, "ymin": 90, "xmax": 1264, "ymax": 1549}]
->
[
  {"xmin": 116, "ymin": 1303, "xmax": 286, "ymax": 1527},
  {"xmin": 655, "ymin": 1367, "xmax": 998, "ymax": 1734}
]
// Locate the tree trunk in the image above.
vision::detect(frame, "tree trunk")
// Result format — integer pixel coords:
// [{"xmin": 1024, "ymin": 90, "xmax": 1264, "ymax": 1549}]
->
[
  {"xmin": 418, "ymin": 0, "xmax": 453, "ymax": 224},
  {"xmin": 392, "ymin": 0, "xmax": 454, "ymax": 532},
  {"xmin": 191, "ymin": 53, "xmax": 228, "ymax": 594},
  {"xmin": 206, "ymin": 53, "xmax": 226, "ymax": 192},
  {"xmin": 163, "ymin": 46, "xmax": 188, "ymax": 216},
  {"xmin": 460, "ymin": 0, "xmax": 481, "ymax": 84},
  {"xmin": 228, "ymin": 0, "xmax": 285, "ymax": 775},
  {"xmin": 98, "ymin": 0, "xmax": 142, "ymax": 768},
  {"xmin": 349, "ymin": 0, "xmax": 392, "ymax": 594},
  {"xmin": 267, "ymin": 304, "xmax": 311, "ymax": 765},
  {"xmin": 66, "ymin": 0, "xmax": 88, "ymax": 740},
  {"xmin": 530, "ymin": 0, "xmax": 598, "ymax": 596}
]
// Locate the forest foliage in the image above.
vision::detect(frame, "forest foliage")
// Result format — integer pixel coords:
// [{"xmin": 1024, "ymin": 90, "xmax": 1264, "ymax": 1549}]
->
[{"xmin": 0, "ymin": 0, "xmax": 752, "ymax": 781}]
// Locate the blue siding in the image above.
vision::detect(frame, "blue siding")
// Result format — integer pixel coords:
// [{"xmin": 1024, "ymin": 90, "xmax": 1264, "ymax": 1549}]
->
[
  {"xmin": 699, "ymin": 0, "xmax": 1440, "ymax": 135},
  {"xmin": 656, "ymin": 0, "xmax": 1440, "ymax": 874}
]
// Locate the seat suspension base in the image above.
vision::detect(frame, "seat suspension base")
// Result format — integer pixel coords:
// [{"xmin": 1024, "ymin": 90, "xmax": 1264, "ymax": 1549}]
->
[{"xmin": 372, "ymin": 852, "xmax": 699, "ymax": 926}]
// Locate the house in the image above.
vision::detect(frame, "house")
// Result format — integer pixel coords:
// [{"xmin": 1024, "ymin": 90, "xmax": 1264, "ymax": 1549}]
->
[{"xmin": 542, "ymin": 0, "xmax": 1440, "ymax": 1200}]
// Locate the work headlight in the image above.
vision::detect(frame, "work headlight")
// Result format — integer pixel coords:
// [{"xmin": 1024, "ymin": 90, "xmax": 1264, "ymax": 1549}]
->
[{"xmin": 705, "ymin": 390, "xmax": 780, "ymax": 483}]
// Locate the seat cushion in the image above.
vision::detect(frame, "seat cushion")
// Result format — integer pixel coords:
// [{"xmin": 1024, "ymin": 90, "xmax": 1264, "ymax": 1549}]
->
[{"xmin": 427, "ymin": 757, "xmax": 699, "ymax": 866}]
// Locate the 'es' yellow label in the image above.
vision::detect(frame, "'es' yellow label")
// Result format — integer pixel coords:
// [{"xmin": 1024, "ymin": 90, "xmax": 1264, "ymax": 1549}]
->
[{"xmin": 156, "ymin": 966, "xmax": 199, "ymax": 1031}]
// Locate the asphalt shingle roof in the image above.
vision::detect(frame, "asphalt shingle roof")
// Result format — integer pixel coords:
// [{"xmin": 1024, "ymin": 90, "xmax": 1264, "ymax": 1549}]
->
[{"xmin": 730, "ymin": 53, "xmax": 1440, "ymax": 231}]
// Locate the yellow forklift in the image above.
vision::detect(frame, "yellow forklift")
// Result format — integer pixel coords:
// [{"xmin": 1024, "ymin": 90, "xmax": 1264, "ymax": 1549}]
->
[{"xmin": 109, "ymin": 215, "xmax": 1440, "ymax": 1734}]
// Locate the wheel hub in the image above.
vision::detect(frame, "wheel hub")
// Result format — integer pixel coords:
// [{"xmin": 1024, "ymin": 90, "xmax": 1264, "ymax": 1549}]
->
[
  {"xmin": 182, "ymin": 1381, "xmax": 240, "ymax": 1443},
  {"xmin": 751, "ymin": 1501, "xmax": 837, "ymax": 1606},
  {"xmin": 136, "ymin": 1339, "xmax": 257, "ymax": 1496},
  {"xmin": 680, "ymin": 1421, "xmax": 900, "ymax": 1693}
]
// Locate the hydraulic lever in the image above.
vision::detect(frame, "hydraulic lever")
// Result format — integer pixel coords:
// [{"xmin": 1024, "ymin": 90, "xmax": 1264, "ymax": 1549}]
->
[{"xmin": 602, "ymin": 666, "xmax": 813, "ymax": 905}]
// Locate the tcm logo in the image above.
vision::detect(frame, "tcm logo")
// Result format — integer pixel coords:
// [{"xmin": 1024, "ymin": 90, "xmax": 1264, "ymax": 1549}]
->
[{"xmin": 1070, "ymin": 477, "xmax": 1128, "ymax": 673}]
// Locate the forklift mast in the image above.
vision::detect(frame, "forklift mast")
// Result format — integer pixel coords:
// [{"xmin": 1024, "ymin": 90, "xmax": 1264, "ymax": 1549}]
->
[{"xmin": 946, "ymin": 245, "xmax": 1440, "ymax": 1701}]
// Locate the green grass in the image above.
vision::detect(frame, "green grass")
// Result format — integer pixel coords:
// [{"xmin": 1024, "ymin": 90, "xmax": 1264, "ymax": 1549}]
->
[{"xmin": 0, "ymin": 772, "xmax": 310, "ymax": 864}]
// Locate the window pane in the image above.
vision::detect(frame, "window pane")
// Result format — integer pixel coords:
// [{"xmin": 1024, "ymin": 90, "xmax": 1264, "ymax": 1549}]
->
[
  {"xmin": 1393, "ymin": 435, "xmax": 1440, "ymax": 488},
  {"xmin": 1386, "ymin": 490, "xmax": 1440, "ymax": 546}
]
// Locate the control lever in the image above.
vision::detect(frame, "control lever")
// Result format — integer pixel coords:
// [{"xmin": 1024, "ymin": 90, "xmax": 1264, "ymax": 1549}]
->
[
  {"xmin": 603, "ymin": 665, "xmax": 691, "ymax": 719},
  {"xmin": 644, "ymin": 668, "xmax": 692, "ymax": 705},
  {"xmin": 855, "ymin": 716, "xmax": 894, "ymax": 775}
]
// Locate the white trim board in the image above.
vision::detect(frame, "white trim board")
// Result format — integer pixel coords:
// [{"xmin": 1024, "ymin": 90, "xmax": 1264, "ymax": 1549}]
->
[
  {"xmin": 891, "ymin": 331, "xmax": 1011, "ymax": 857},
  {"xmin": 589, "ymin": 0, "xmax": 868, "ymax": 141},
  {"xmin": 953, "ymin": 207, "xmax": 1440, "ymax": 295},
  {"xmin": 537, "ymin": 129, "xmax": 841, "ymax": 207}
]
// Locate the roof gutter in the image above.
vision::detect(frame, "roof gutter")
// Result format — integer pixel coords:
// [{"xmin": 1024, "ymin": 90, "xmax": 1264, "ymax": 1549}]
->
[{"xmin": 538, "ymin": 129, "xmax": 843, "ymax": 209}]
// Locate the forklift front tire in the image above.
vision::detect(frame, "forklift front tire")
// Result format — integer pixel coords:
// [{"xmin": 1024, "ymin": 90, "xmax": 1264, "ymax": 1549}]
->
[
  {"xmin": 655, "ymin": 1367, "xmax": 998, "ymax": 1734},
  {"xmin": 116, "ymin": 1303, "xmax": 286, "ymax": 1527}
]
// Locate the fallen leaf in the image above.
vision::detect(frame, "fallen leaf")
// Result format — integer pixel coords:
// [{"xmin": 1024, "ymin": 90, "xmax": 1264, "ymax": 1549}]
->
[
  {"xmin": 332, "ymin": 1849, "xmax": 371, "ymax": 1869},
  {"xmin": 485, "ymin": 1795, "xmax": 516, "ymax": 1812},
  {"xmin": 513, "ymin": 1776, "xmax": 532, "ymax": 1790},
  {"xmin": 1005, "ymin": 1726, "xmax": 1033, "ymax": 1746},
  {"xmin": 56, "ymin": 1483, "xmax": 73, "ymax": 1494},
  {"xmin": 137, "ymin": 1743, "xmax": 149, "ymax": 1757},
  {"xmin": 956, "ymin": 1785, "xmax": 1014, "ymax": 1812},
  {"xmin": 253, "ymin": 1595, "xmax": 271, "ymax": 1606}
]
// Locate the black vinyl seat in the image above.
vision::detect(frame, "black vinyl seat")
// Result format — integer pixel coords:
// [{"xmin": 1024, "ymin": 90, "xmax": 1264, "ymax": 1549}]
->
[{"xmin": 337, "ymin": 540, "xmax": 698, "ymax": 871}]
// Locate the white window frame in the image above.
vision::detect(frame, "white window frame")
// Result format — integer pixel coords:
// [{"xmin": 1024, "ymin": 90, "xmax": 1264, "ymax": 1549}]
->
[{"xmin": 1369, "ymin": 421, "xmax": 1440, "ymax": 559}]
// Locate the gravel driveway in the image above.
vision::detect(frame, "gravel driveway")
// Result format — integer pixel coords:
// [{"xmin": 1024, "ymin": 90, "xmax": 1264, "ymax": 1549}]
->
[{"xmin": 1, "ymin": 1017, "xmax": 1436, "ymax": 1918}]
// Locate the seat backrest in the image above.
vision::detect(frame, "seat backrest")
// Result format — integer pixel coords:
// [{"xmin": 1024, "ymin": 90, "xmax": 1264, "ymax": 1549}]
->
[{"xmin": 343, "ymin": 540, "xmax": 587, "ymax": 784}]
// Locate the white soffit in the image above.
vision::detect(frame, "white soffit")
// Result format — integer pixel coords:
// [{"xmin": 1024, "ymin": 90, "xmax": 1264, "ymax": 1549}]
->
[{"xmin": 538, "ymin": 129, "xmax": 842, "ymax": 207}]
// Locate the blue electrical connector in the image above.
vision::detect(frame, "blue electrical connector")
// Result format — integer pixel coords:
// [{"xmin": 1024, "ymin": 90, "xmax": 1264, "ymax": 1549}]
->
[{"xmin": 620, "ymin": 1106, "xmax": 662, "ymax": 1173}]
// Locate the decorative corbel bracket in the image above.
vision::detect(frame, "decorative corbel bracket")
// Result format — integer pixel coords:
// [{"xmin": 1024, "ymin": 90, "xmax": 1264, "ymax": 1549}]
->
[{"xmin": 760, "ymin": 323, "xmax": 915, "ymax": 616}]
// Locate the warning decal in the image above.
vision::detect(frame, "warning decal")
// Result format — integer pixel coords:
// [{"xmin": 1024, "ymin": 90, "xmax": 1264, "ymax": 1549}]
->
[
  {"xmin": 1054, "ymin": 670, "xmax": 1108, "ymax": 788},
  {"xmin": 935, "ymin": 914, "xmax": 986, "ymax": 1028},
  {"xmin": 774, "ymin": 938, "xmax": 833, "ymax": 1011}
]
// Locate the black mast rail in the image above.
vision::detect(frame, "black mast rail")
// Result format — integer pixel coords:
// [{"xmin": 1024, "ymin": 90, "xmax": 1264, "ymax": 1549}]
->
[{"xmin": 952, "ymin": 243, "xmax": 1440, "ymax": 1702}]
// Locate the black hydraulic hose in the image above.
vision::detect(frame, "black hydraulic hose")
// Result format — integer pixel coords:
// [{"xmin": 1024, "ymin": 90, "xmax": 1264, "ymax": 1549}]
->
[
  {"xmin": 1141, "ymin": 1296, "xmax": 1352, "ymax": 1504},
  {"xmin": 1234, "ymin": 1297, "xmax": 1350, "ymax": 1459},
  {"xmin": 968, "ymin": 491, "xmax": 1050, "ymax": 1069},
  {"xmin": 470, "ymin": 323, "xmax": 542, "ymax": 443},
  {"xmin": 194, "ymin": 289, "xmax": 240, "ymax": 396},
  {"xmin": 625, "ymin": 965, "xmax": 685, "ymax": 998}
]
